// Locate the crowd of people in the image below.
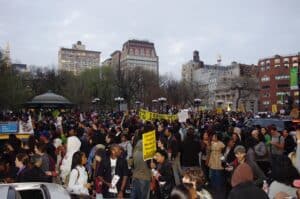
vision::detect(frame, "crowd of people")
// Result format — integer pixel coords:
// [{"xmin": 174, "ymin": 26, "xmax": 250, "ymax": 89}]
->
[{"xmin": 0, "ymin": 109, "xmax": 300, "ymax": 199}]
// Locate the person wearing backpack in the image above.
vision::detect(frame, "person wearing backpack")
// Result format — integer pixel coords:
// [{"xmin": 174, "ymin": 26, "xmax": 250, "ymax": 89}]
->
[
  {"xmin": 251, "ymin": 130, "xmax": 270, "ymax": 176},
  {"xmin": 270, "ymin": 126, "xmax": 284, "ymax": 156},
  {"xmin": 67, "ymin": 151, "xmax": 91, "ymax": 195}
]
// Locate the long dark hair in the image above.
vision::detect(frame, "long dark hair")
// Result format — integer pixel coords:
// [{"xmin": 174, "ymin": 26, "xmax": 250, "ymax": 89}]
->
[{"xmin": 71, "ymin": 151, "xmax": 85, "ymax": 170}]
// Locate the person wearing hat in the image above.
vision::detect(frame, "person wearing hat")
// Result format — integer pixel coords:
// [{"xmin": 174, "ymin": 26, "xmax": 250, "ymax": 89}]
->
[
  {"xmin": 229, "ymin": 145, "xmax": 266, "ymax": 186},
  {"xmin": 228, "ymin": 163, "xmax": 268, "ymax": 199}
]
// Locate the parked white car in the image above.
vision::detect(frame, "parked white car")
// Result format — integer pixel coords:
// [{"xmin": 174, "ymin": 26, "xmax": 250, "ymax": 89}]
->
[{"xmin": 0, "ymin": 182, "xmax": 91, "ymax": 199}]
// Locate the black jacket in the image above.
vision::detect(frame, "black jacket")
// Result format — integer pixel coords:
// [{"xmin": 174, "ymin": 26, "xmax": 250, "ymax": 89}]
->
[
  {"xmin": 166, "ymin": 135, "xmax": 179, "ymax": 160},
  {"xmin": 22, "ymin": 166, "xmax": 50, "ymax": 182},
  {"xmin": 157, "ymin": 161, "xmax": 175, "ymax": 199},
  {"xmin": 15, "ymin": 167, "xmax": 29, "ymax": 182},
  {"xmin": 181, "ymin": 137, "xmax": 201, "ymax": 167},
  {"xmin": 97, "ymin": 156, "xmax": 129, "ymax": 194},
  {"xmin": 284, "ymin": 135, "xmax": 296, "ymax": 155},
  {"xmin": 228, "ymin": 181, "xmax": 269, "ymax": 199}
]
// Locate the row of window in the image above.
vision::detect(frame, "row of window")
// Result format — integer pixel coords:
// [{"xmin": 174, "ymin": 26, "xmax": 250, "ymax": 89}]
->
[
  {"xmin": 260, "ymin": 57, "xmax": 299, "ymax": 66},
  {"xmin": 260, "ymin": 63, "xmax": 299, "ymax": 71},
  {"xmin": 261, "ymin": 75, "xmax": 290, "ymax": 81},
  {"xmin": 261, "ymin": 84, "xmax": 289, "ymax": 89},
  {"xmin": 262, "ymin": 101, "xmax": 293, "ymax": 105},
  {"xmin": 128, "ymin": 48, "xmax": 155, "ymax": 57}
]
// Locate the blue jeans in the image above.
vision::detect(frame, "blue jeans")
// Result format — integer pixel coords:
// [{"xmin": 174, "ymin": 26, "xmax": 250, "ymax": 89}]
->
[
  {"xmin": 131, "ymin": 178, "xmax": 150, "ymax": 199},
  {"xmin": 209, "ymin": 169, "xmax": 224, "ymax": 189}
]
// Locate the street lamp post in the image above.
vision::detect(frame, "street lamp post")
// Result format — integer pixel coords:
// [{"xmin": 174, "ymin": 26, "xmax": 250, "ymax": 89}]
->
[
  {"xmin": 114, "ymin": 97, "xmax": 124, "ymax": 112},
  {"xmin": 135, "ymin": 100, "xmax": 141, "ymax": 110},
  {"xmin": 158, "ymin": 97, "xmax": 167, "ymax": 113},
  {"xmin": 92, "ymin": 98, "xmax": 100, "ymax": 111},
  {"xmin": 194, "ymin": 98, "xmax": 201, "ymax": 112},
  {"xmin": 152, "ymin": 99, "xmax": 158, "ymax": 112}
]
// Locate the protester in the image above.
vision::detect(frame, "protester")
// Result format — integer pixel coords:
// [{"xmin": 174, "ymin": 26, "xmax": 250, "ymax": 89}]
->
[
  {"xmin": 23, "ymin": 154, "xmax": 50, "ymax": 182},
  {"xmin": 182, "ymin": 168, "xmax": 212, "ymax": 199},
  {"xmin": 131, "ymin": 131, "xmax": 152, "ymax": 199},
  {"xmin": 34, "ymin": 142, "xmax": 50, "ymax": 173},
  {"xmin": 261, "ymin": 127, "xmax": 271, "ymax": 147},
  {"xmin": 270, "ymin": 126, "xmax": 285, "ymax": 156},
  {"xmin": 119, "ymin": 133, "xmax": 133, "ymax": 160},
  {"xmin": 180, "ymin": 127, "xmax": 201, "ymax": 169},
  {"xmin": 40, "ymin": 130, "xmax": 57, "ymax": 163},
  {"xmin": 97, "ymin": 144, "xmax": 129, "ymax": 198},
  {"xmin": 268, "ymin": 155, "xmax": 299, "ymax": 199},
  {"xmin": 207, "ymin": 133, "xmax": 225, "ymax": 190},
  {"xmin": 60, "ymin": 133, "xmax": 82, "ymax": 184},
  {"xmin": 67, "ymin": 151, "xmax": 91, "ymax": 195},
  {"xmin": 170, "ymin": 184, "xmax": 193, "ymax": 199},
  {"xmin": 251, "ymin": 130, "xmax": 270, "ymax": 175},
  {"xmin": 15, "ymin": 153, "xmax": 29, "ymax": 182},
  {"xmin": 164, "ymin": 126, "xmax": 181, "ymax": 185},
  {"xmin": 93, "ymin": 148, "xmax": 106, "ymax": 199},
  {"xmin": 282, "ymin": 128, "xmax": 296, "ymax": 155},
  {"xmin": 200, "ymin": 131, "xmax": 211, "ymax": 180},
  {"xmin": 228, "ymin": 163, "xmax": 268, "ymax": 199},
  {"xmin": 152, "ymin": 149, "xmax": 175, "ymax": 199},
  {"xmin": 233, "ymin": 145, "xmax": 266, "ymax": 185}
]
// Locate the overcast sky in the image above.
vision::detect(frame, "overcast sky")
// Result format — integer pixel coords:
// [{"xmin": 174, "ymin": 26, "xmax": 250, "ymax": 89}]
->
[{"xmin": 0, "ymin": 0, "xmax": 299, "ymax": 78}]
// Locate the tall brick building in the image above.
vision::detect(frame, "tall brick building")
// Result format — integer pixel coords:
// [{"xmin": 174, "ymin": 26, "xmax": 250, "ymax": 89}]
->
[
  {"xmin": 120, "ymin": 40, "xmax": 159, "ymax": 75},
  {"xmin": 258, "ymin": 53, "xmax": 300, "ymax": 112}
]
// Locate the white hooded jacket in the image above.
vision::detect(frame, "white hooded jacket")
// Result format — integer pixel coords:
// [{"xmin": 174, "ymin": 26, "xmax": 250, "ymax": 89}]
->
[{"xmin": 60, "ymin": 136, "xmax": 81, "ymax": 182}]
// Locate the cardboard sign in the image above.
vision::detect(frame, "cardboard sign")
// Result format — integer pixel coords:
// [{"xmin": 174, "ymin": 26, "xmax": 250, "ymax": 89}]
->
[
  {"xmin": 142, "ymin": 130, "xmax": 157, "ymax": 160},
  {"xmin": 178, "ymin": 110, "xmax": 189, "ymax": 123}
]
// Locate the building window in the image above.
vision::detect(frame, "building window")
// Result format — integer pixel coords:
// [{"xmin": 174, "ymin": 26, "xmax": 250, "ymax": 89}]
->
[
  {"xmin": 275, "ymin": 75, "xmax": 290, "ymax": 80},
  {"xmin": 262, "ymin": 85, "xmax": 270, "ymax": 89},
  {"xmin": 263, "ymin": 101, "xmax": 270, "ymax": 105},
  {"xmin": 277, "ymin": 101, "xmax": 284, "ymax": 105},
  {"xmin": 130, "ymin": 48, "xmax": 134, "ymax": 55},
  {"xmin": 292, "ymin": 57, "xmax": 298, "ymax": 63},
  {"xmin": 261, "ymin": 67, "xmax": 265, "ymax": 71},
  {"xmin": 277, "ymin": 84, "xmax": 289, "ymax": 88},
  {"xmin": 260, "ymin": 61, "xmax": 265, "ymax": 66},
  {"xmin": 261, "ymin": 76, "xmax": 270, "ymax": 82},
  {"xmin": 276, "ymin": 91, "xmax": 290, "ymax": 96},
  {"xmin": 275, "ymin": 58, "xmax": 281, "ymax": 64}
]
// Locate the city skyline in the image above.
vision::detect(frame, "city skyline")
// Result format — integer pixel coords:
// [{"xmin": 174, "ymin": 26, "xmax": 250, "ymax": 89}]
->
[{"xmin": 0, "ymin": 0, "xmax": 300, "ymax": 79}]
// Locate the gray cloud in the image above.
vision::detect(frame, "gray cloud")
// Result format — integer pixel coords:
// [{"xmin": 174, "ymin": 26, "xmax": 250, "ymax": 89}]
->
[{"xmin": 0, "ymin": 0, "xmax": 300, "ymax": 78}]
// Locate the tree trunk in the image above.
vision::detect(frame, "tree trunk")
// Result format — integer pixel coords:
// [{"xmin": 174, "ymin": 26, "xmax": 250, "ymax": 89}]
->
[{"xmin": 235, "ymin": 89, "xmax": 241, "ymax": 111}]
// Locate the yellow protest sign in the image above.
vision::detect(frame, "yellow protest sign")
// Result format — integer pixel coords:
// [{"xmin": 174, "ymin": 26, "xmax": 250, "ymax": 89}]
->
[
  {"xmin": 139, "ymin": 109, "xmax": 178, "ymax": 122},
  {"xmin": 142, "ymin": 130, "xmax": 157, "ymax": 160},
  {"xmin": 272, "ymin": 104, "xmax": 277, "ymax": 113},
  {"xmin": 216, "ymin": 108, "xmax": 223, "ymax": 114}
]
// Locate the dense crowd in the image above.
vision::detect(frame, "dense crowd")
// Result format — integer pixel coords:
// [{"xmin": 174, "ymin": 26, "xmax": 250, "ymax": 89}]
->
[{"xmin": 0, "ymin": 110, "xmax": 300, "ymax": 199}]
